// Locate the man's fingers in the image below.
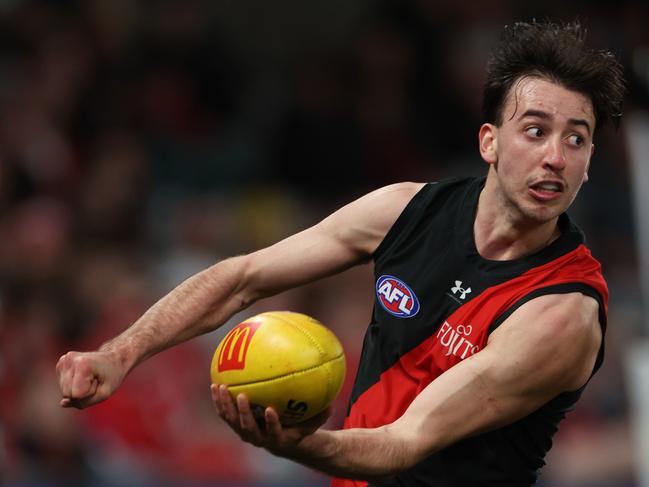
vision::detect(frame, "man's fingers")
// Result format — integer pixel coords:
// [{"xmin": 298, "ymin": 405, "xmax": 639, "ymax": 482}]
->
[
  {"xmin": 210, "ymin": 384, "xmax": 222, "ymax": 416},
  {"xmin": 58, "ymin": 352, "xmax": 98, "ymax": 401},
  {"xmin": 265, "ymin": 407, "xmax": 282, "ymax": 437},
  {"xmin": 57, "ymin": 354, "xmax": 75, "ymax": 398},
  {"xmin": 89, "ymin": 378, "xmax": 99, "ymax": 398},
  {"xmin": 214, "ymin": 386, "xmax": 263, "ymax": 444},
  {"xmin": 236, "ymin": 393, "xmax": 256, "ymax": 430},
  {"xmin": 219, "ymin": 385, "xmax": 239, "ymax": 424},
  {"xmin": 60, "ymin": 396, "xmax": 93, "ymax": 409},
  {"xmin": 63, "ymin": 398, "xmax": 83, "ymax": 409},
  {"xmin": 57, "ymin": 350, "xmax": 123, "ymax": 409},
  {"xmin": 70, "ymin": 364, "xmax": 97, "ymax": 399},
  {"xmin": 237, "ymin": 393, "xmax": 263, "ymax": 444},
  {"xmin": 212, "ymin": 385, "xmax": 291, "ymax": 448}
]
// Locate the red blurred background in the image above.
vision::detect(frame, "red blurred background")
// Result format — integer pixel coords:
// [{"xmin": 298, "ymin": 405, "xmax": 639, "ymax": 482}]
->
[{"xmin": 0, "ymin": 1, "xmax": 646, "ymax": 486}]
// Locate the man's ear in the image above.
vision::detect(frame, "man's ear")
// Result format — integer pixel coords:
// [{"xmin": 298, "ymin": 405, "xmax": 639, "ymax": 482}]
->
[
  {"xmin": 479, "ymin": 123, "xmax": 498, "ymax": 165},
  {"xmin": 583, "ymin": 144, "xmax": 595, "ymax": 183}
]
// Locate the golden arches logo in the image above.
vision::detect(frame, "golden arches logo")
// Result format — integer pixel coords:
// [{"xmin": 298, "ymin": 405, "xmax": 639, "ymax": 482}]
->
[{"xmin": 218, "ymin": 321, "xmax": 261, "ymax": 371}]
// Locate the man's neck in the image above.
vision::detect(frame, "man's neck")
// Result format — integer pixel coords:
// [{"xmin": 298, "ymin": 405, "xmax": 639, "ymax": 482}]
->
[{"xmin": 474, "ymin": 183, "xmax": 561, "ymax": 262}]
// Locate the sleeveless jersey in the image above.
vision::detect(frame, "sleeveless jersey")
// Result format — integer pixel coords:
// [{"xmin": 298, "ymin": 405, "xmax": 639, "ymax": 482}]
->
[{"xmin": 332, "ymin": 177, "xmax": 608, "ymax": 487}]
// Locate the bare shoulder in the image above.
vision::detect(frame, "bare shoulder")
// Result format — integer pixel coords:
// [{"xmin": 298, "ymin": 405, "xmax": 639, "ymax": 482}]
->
[
  {"xmin": 358, "ymin": 181, "xmax": 427, "ymax": 225},
  {"xmin": 347, "ymin": 181, "xmax": 426, "ymax": 210},
  {"xmin": 370, "ymin": 181, "xmax": 427, "ymax": 198},
  {"xmin": 516, "ymin": 292, "xmax": 600, "ymax": 337},
  {"xmin": 488, "ymin": 292, "xmax": 602, "ymax": 392},
  {"xmin": 317, "ymin": 182, "xmax": 426, "ymax": 257},
  {"xmin": 492, "ymin": 292, "xmax": 600, "ymax": 340}
]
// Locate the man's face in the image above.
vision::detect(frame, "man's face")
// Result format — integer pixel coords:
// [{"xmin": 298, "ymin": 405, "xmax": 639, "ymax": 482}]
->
[{"xmin": 479, "ymin": 76, "xmax": 596, "ymax": 224}]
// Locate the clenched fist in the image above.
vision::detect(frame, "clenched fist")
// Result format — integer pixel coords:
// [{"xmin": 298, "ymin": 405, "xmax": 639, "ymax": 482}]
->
[{"xmin": 56, "ymin": 350, "xmax": 127, "ymax": 409}]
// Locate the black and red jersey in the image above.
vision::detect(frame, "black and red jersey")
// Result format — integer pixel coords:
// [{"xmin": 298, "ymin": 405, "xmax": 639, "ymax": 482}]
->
[{"xmin": 333, "ymin": 177, "xmax": 608, "ymax": 487}]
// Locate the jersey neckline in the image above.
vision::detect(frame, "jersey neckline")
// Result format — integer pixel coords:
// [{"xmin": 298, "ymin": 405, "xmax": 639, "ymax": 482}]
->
[{"xmin": 456, "ymin": 176, "xmax": 585, "ymax": 275}]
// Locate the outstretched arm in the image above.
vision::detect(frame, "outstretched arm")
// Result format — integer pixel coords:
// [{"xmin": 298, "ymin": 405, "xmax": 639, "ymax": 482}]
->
[
  {"xmin": 214, "ymin": 291, "xmax": 602, "ymax": 480},
  {"xmin": 56, "ymin": 182, "xmax": 425, "ymax": 409}
]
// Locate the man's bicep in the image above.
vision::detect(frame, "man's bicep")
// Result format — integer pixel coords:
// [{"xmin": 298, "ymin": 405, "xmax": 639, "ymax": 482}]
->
[
  {"xmin": 485, "ymin": 292, "xmax": 602, "ymax": 393},
  {"xmin": 242, "ymin": 182, "xmax": 424, "ymax": 299},
  {"xmin": 391, "ymin": 292, "xmax": 602, "ymax": 462},
  {"xmin": 242, "ymin": 225, "xmax": 367, "ymax": 299}
]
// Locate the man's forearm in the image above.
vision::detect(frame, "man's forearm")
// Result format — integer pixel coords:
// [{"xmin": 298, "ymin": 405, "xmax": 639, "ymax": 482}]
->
[
  {"xmin": 99, "ymin": 256, "xmax": 254, "ymax": 373},
  {"xmin": 277, "ymin": 426, "xmax": 417, "ymax": 481}
]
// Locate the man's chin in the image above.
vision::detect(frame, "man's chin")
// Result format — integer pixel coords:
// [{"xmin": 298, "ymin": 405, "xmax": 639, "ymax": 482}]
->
[{"xmin": 519, "ymin": 204, "xmax": 564, "ymax": 224}]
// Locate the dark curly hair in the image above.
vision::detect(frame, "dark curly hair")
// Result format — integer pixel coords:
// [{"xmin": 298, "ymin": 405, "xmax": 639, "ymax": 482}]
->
[{"xmin": 483, "ymin": 20, "xmax": 626, "ymax": 130}]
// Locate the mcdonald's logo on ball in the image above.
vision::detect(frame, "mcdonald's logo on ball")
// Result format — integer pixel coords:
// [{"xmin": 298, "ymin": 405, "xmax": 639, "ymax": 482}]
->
[{"xmin": 217, "ymin": 321, "xmax": 261, "ymax": 371}]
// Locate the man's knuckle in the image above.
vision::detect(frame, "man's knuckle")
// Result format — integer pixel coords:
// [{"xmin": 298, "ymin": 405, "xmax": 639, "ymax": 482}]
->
[{"xmin": 74, "ymin": 355, "xmax": 89, "ymax": 368}]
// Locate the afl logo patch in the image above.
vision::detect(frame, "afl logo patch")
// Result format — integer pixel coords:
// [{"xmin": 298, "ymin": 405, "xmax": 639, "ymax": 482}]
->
[{"xmin": 376, "ymin": 275, "xmax": 420, "ymax": 318}]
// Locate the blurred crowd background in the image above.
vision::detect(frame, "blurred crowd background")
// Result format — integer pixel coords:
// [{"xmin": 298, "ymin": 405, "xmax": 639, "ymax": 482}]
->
[{"xmin": 0, "ymin": 0, "xmax": 647, "ymax": 486}]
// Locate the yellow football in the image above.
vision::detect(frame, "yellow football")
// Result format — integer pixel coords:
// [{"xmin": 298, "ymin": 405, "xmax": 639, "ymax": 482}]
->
[{"xmin": 210, "ymin": 311, "xmax": 346, "ymax": 424}]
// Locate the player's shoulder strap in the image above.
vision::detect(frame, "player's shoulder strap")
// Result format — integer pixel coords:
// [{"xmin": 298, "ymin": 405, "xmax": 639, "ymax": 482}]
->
[{"xmin": 373, "ymin": 176, "xmax": 479, "ymax": 262}]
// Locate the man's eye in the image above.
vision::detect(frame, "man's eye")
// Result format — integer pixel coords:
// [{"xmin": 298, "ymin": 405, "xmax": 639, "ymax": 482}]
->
[
  {"xmin": 525, "ymin": 127, "xmax": 543, "ymax": 137},
  {"xmin": 567, "ymin": 134, "xmax": 584, "ymax": 146}
]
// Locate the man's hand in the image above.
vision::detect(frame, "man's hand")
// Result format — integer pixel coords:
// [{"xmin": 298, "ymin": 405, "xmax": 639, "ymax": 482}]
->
[
  {"xmin": 56, "ymin": 350, "xmax": 127, "ymax": 409},
  {"xmin": 211, "ymin": 384, "xmax": 330, "ymax": 456}
]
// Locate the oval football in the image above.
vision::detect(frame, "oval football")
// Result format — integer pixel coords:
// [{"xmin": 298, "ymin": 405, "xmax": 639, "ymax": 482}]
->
[{"xmin": 211, "ymin": 311, "xmax": 346, "ymax": 424}]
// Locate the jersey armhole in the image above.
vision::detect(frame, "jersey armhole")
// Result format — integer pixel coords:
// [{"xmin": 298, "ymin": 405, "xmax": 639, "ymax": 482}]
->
[
  {"xmin": 488, "ymin": 282, "xmax": 607, "ymax": 374},
  {"xmin": 372, "ymin": 182, "xmax": 433, "ymax": 261}
]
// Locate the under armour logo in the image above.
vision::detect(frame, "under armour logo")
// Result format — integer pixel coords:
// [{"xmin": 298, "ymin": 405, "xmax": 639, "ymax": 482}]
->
[{"xmin": 451, "ymin": 280, "xmax": 471, "ymax": 300}]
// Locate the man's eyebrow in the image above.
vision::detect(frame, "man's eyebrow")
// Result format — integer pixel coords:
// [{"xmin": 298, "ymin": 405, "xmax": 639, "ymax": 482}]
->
[{"xmin": 518, "ymin": 109, "xmax": 592, "ymax": 134}]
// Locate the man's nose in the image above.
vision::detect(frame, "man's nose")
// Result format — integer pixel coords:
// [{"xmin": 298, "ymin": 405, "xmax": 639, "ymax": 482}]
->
[{"xmin": 544, "ymin": 137, "xmax": 567, "ymax": 170}]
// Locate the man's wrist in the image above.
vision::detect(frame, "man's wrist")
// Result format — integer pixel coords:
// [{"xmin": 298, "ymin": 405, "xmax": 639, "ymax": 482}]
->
[
  {"xmin": 98, "ymin": 338, "xmax": 137, "ymax": 374},
  {"xmin": 269, "ymin": 429, "xmax": 337, "ymax": 465},
  {"xmin": 270, "ymin": 427, "xmax": 399, "ymax": 481}
]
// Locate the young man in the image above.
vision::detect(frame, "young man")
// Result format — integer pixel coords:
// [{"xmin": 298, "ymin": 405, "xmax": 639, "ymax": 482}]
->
[{"xmin": 57, "ymin": 21, "xmax": 625, "ymax": 486}]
